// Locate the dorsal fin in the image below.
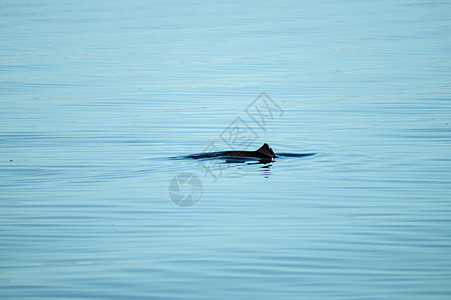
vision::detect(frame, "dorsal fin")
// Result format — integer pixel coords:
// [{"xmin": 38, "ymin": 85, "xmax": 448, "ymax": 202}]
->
[{"xmin": 256, "ymin": 143, "xmax": 276, "ymax": 158}]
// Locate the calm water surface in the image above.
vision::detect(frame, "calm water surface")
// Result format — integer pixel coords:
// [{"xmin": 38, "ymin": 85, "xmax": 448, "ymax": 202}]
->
[{"xmin": 1, "ymin": 0, "xmax": 451, "ymax": 299}]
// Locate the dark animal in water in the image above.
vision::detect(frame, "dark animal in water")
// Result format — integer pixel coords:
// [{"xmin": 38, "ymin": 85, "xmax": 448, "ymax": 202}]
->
[
  {"xmin": 218, "ymin": 143, "xmax": 276, "ymax": 159},
  {"xmin": 183, "ymin": 143, "xmax": 315, "ymax": 163},
  {"xmin": 187, "ymin": 143, "xmax": 276, "ymax": 161}
]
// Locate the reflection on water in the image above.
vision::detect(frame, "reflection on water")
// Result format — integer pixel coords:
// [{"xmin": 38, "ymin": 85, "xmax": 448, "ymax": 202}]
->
[{"xmin": 1, "ymin": 0, "xmax": 451, "ymax": 299}]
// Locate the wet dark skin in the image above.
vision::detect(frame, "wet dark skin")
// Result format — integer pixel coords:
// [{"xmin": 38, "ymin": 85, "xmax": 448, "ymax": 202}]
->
[
  {"xmin": 217, "ymin": 143, "xmax": 276, "ymax": 159},
  {"xmin": 187, "ymin": 143, "xmax": 276, "ymax": 160}
]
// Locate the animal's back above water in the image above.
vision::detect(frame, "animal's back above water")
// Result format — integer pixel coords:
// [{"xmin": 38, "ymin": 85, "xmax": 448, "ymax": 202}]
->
[
  {"xmin": 187, "ymin": 143, "xmax": 276, "ymax": 160},
  {"xmin": 183, "ymin": 143, "xmax": 316, "ymax": 162}
]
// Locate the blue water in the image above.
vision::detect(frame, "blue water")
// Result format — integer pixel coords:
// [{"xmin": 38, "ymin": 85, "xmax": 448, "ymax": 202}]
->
[{"xmin": 1, "ymin": 0, "xmax": 451, "ymax": 299}]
